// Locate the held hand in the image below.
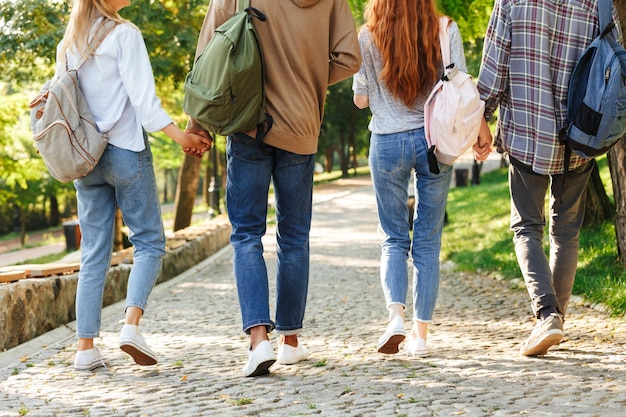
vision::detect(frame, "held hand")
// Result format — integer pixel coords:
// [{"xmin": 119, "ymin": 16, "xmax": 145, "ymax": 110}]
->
[
  {"xmin": 182, "ymin": 129, "xmax": 213, "ymax": 158},
  {"xmin": 473, "ymin": 118, "xmax": 493, "ymax": 161}
]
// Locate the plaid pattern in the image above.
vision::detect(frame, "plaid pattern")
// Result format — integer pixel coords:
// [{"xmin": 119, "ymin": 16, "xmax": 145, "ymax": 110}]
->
[{"xmin": 477, "ymin": 0, "xmax": 612, "ymax": 174}]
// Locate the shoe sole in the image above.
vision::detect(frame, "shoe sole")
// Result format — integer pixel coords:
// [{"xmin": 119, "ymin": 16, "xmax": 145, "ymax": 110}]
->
[
  {"xmin": 278, "ymin": 354, "xmax": 308, "ymax": 365},
  {"xmin": 277, "ymin": 345, "xmax": 309, "ymax": 365},
  {"xmin": 246, "ymin": 359, "xmax": 276, "ymax": 377},
  {"xmin": 407, "ymin": 349, "xmax": 428, "ymax": 357},
  {"xmin": 377, "ymin": 334, "xmax": 406, "ymax": 354},
  {"xmin": 120, "ymin": 343, "xmax": 157, "ymax": 366},
  {"xmin": 521, "ymin": 330, "xmax": 563, "ymax": 356},
  {"xmin": 74, "ymin": 361, "xmax": 105, "ymax": 371}
]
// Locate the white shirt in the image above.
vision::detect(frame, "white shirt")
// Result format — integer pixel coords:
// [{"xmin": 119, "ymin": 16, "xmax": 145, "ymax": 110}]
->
[{"xmin": 56, "ymin": 18, "xmax": 172, "ymax": 152}]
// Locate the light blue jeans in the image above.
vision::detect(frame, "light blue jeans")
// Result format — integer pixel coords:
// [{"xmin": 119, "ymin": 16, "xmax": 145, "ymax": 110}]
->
[
  {"xmin": 74, "ymin": 139, "xmax": 165, "ymax": 339},
  {"xmin": 226, "ymin": 132, "xmax": 315, "ymax": 335},
  {"xmin": 369, "ymin": 128, "xmax": 453, "ymax": 322}
]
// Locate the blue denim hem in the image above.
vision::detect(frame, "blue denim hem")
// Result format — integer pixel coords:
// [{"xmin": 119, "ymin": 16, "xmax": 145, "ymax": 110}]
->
[
  {"xmin": 243, "ymin": 320, "xmax": 276, "ymax": 335},
  {"xmin": 275, "ymin": 327, "xmax": 303, "ymax": 335},
  {"xmin": 76, "ymin": 333, "xmax": 100, "ymax": 339},
  {"xmin": 124, "ymin": 303, "xmax": 147, "ymax": 312}
]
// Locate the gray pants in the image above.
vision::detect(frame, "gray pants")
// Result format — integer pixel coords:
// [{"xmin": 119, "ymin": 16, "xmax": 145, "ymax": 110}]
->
[{"xmin": 509, "ymin": 157, "xmax": 593, "ymax": 319}]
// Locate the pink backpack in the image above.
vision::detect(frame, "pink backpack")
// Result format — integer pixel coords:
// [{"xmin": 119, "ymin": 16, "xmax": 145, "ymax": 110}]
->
[{"xmin": 424, "ymin": 17, "xmax": 485, "ymax": 174}]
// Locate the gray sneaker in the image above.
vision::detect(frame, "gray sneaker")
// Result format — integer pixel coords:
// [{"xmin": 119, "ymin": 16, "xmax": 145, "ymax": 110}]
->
[{"xmin": 520, "ymin": 313, "xmax": 564, "ymax": 356}]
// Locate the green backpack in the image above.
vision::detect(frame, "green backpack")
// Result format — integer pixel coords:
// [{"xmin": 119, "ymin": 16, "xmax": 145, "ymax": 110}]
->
[{"xmin": 183, "ymin": 0, "xmax": 272, "ymax": 138}]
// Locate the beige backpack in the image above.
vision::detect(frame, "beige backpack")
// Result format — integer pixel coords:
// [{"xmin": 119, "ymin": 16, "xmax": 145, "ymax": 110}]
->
[{"xmin": 29, "ymin": 19, "xmax": 118, "ymax": 182}]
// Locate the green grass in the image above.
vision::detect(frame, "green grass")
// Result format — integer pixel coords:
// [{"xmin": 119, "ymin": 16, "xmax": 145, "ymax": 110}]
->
[
  {"xmin": 15, "ymin": 252, "xmax": 67, "ymax": 265},
  {"xmin": 442, "ymin": 158, "xmax": 626, "ymax": 316},
  {"xmin": 313, "ymin": 165, "xmax": 370, "ymax": 185}
]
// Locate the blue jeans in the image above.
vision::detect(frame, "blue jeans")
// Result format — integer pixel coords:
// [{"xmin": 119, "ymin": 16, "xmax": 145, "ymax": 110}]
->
[
  {"xmin": 226, "ymin": 133, "xmax": 315, "ymax": 335},
  {"xmin": 509, "ymin": 157, "xmax": 593, "ymax": 319},
  {"xmin": 369, "ymin": 128, "xmax": 453, "ymax": 322},
  {"xmin": 74, "ymin": 139, "xmax": 165, "ymax": 339}
]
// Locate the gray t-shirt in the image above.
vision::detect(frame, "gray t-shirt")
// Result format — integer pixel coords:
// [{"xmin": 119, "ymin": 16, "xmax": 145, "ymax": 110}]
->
[{"xmin": 352, "ymin": 21, "xmax": 466, "ymax": 135}]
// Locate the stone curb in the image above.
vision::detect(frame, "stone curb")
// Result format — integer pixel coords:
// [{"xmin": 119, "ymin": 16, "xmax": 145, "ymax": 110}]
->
[{"xmin": 0, "ymin": 216, "xmax": 232, "ymax": 352}]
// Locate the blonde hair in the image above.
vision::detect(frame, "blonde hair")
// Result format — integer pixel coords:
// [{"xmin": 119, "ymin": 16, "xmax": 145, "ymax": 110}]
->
[
  {"xmin": 59, "ymin": 0, "xmax": 129, "ymax": 60},
  {"xmin": 364, "ymin": 0, "xmax": 442, "ymax": 107}
]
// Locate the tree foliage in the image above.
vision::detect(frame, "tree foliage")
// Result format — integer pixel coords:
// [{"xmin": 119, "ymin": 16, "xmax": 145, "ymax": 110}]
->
[
  {"xmin": 0, "ymin": 0, "xmax": 208, "ymax": 236},
  {"xmin": 0, "ymin": 0, "xmax": 206, "ymax": 86},
  {"xmin": 0, "ymin": 0, "xmax": 68, "ymax": 84},
  {"xmin": 0, "ymin": 0, "xmax": 496, "ymax": 236}
]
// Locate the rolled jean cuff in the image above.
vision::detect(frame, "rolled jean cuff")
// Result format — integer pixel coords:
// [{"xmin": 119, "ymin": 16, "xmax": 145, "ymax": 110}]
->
[
  {"xmin": 124, "ymin": 303, "xmax": 146, "ymax": 313},
  {"xmin": 413, "ymin": 318, "xmax": 433, "ymax": 324},
  {"xmin": 76, "ymin": 332, "xmax": 100, "ymax": 339},
  {"xmin": 275, "ymin": 328, "xmax": 302, "ymax": 336},
  {"xmin": 243, "ymin": 320, "xmax": 275, "ymax": 335}
]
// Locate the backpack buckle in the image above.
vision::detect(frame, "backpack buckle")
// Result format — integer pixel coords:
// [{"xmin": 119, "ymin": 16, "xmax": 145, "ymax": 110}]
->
[{"xmin": 441, "ymin": 63, "xmax": 458, "ymax": 82}]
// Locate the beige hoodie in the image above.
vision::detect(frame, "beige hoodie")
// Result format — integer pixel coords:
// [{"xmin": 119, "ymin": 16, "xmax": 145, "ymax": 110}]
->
[{"xmin": 189, "ymin": 0, "xmax": 361, "ymax": 154}]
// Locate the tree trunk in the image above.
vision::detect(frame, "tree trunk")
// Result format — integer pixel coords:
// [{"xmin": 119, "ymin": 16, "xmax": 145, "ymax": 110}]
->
[
  {"xmin": 609, "ymin": 0, "xmax": 626, "ymax": 264},
  {"xmin": 349, "ymin": 108, "xmax": 358, "ymax": 176},
  {"xmin": 173, "ymin": 154, "xmax": 203, "ymax": 231},
  {"xmin": 340, "ymin": 129, "xmax": 349, "ymax": 178},
  {"xmin": 50, "ymin": 195, "xmax": 60, "ymax": 226},
  {"xmin": 583, "ymin": 159, "xmax": 613, "ymax": 228},
  {"xmin": 18, "ymin": 206, "xmax": 26, "ymax": 246},
  {"xmin": 608, "ymin": 146, "xmax": 626, "ymax": 262},
  {"xmin": 325, "ymin": 146, "xmax": 334, "ymax": 173},
  {"xmin": 163, "ymin": 169, "xmax": 169, "ymax": 203},
  {"xmin": 113, "ymin": 208, "xmax": 124, "ymax": 252}
]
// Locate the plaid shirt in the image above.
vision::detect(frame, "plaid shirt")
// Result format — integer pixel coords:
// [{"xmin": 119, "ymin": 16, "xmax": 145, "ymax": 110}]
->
[{"xmin": 477, "ymin": 0, "xmax": 612, "ymax": 174}]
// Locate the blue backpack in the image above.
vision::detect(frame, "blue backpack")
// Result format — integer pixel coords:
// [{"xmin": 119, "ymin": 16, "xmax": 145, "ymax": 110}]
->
[{"xmin": 562, "ymin": 0, "xmax": 626, "ymax": 165}]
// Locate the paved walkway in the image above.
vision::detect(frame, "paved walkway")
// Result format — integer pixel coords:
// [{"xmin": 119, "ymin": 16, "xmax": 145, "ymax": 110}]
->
[{"xmin": 1, "ymin": 174, "xmax": 625, "ymax": 416}]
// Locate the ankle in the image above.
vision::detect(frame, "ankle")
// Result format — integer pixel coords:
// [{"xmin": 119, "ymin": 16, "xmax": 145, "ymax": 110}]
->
[
  {"xmin": 124, "ymin": 306, "xmax": 142, "ymax": 326},
  {"xmin": 78, "ymin": 338, "xmax": 94, "ymax": 351},
  {"xmin": 281, "ymin": 335, "xmax": 298, "ymax": 347},
  {"xmin": 388, "ymin": 305, "xmax": 405, "ymax": 322},
  {"xmin": 538, "ymin": 307, "xmax": 559, "ymax": 321},
  {"xmin": 410, "ymin": 321, "xmax": 428, "ymax": 340},
  {"xmin": 249, "ymin": 326, "xmax": 270, "ymax": 350}
]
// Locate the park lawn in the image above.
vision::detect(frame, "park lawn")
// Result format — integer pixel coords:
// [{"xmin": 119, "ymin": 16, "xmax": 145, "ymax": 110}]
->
[{"xmin": 442, "ymin": 156, "xmax": 626, "ymax": 317}]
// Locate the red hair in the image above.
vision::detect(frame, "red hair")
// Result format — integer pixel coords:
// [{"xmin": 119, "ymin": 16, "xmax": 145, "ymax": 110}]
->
[{"xmin": 364, "ymin": 0, "xmax": 442, "ymax": 107}]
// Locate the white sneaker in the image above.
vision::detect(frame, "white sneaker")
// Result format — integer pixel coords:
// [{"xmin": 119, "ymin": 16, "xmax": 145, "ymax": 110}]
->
[
  {"xmin": 242, "ymin": 340, "xmax": 276, "ymax": 377},
  {"xmin": 277, "ymin": 342, "xmax": 309, "ymax": 365},
  {"xmin": 119, "ymin": 324, "xmax": 157, "ymax": 366},
  {"xmin": 405, "ymin": 336, "xmax": 428, "ymax": 357},
  {"xmin": 377, "ymin": 316, "xmax": 406, "ymax": 354},
  {"xmin": 74, "ymin": 345, "xmax": 107, "ymax": 371}
]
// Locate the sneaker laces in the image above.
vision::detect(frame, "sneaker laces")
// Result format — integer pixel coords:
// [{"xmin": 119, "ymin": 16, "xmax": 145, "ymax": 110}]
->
[{"xmin": 93, "ymin": 345, "xmax": 108, "ymax": 370}]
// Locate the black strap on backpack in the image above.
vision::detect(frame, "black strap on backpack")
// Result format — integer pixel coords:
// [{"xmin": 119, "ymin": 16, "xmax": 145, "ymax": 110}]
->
[
  {"xmin": 241, "ymin": 0, "xmax": 273, "ymax": 141},
  {"xmin": 559, "ymin": 0, "xmax": 613, "ymax": 173},
  {"xmin": 557, "ymin": 0, "xmax": 613, "ymax": 198}
]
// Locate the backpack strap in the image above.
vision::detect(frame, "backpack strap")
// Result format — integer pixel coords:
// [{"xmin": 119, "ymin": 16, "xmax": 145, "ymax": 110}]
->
[
  {"xmin": 561, "ymin": 0, "xmax": 614, "ymax": 176},
  {"xmin": 427, "ymin": 17, "xmax": 453, "ymax": 175},
  {"xmin": 239, "ymin": 0, "xmax": 272, "ymax": 141},
  {"xmin": 240, "ymin": 0, "xmax": 266, "ymax": 23},
  {"xmin": 437, "ymin": 16, "xmax": 451, "ymax": 69},
  {"xmin": 65, "ymin": 19, "xmax": 119, "ymax": 71},
  {"xmin": 598, "ymin": 0, "xmax": 614, "ymax": 36}
]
